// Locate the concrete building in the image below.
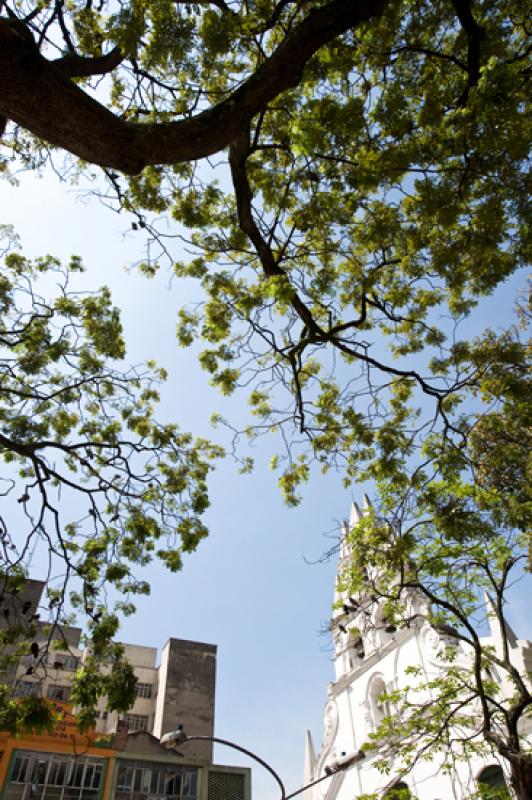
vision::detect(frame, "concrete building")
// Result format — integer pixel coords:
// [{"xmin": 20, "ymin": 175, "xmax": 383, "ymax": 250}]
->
[
  {"xmin": 6, "ymin": 581, "xmax": 215, "ymax": 761},
  {"xmin": 303, "ymin": 501, "xmax": 532, "ymax": 800},
  {"xmin": 0, "ymin": 579, "xmax": 250, "ymax": 800},
  {"xmin": 0, "ymin": 713, "xmax": 251, "ymax": 800}
]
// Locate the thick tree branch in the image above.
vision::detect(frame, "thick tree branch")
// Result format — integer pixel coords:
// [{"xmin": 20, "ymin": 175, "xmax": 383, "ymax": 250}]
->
[
  {"xmin": 228, "ymin": 125, "xmax": 471, "ymax": 426},
  {"xmin": 450, "ymin": 0, "xmax": 486, "ymax": 104},
  {"xmin": 52, "ymin": 46, "xmax": 124, "ymax": 78},
  {"xmin": 0, "ymin": 0, "xmax": 386, "ymax": 173}
]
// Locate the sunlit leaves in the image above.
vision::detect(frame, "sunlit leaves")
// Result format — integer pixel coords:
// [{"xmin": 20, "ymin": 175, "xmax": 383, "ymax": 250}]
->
[
  {"xmin": 0, "ymin": 235, "xmax": 222, "ymax": 725},
  {"xmin": 70, "ymin": 648, "xmax": 138, "ymax": 731},
  {"xmin": 144, "ymin": 0, "xmax": 529, "ymax": 510},
  {"xmin": 339, "ymin": 485, "xmax": 530, "ymax": 785},
  {"xmin": 1, "ymin": 0, "xmax": 530, "ymax": 749}
]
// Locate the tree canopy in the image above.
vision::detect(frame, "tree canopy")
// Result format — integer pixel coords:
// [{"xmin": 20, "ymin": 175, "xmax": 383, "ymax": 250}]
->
[
  {"xmin": 339, "ymin": 474, "xmax": 530, "ymax": 797},
  {"xmin": 0, "ymin": 0, "xmax": 529, "ymax": 768},
  {"xmin": 0, "ymin": 0, "xmax": 529, "ymax": 495},
  {"xmin": 0, "ymin": 227, "xmax": 221, "ymax": 730}
]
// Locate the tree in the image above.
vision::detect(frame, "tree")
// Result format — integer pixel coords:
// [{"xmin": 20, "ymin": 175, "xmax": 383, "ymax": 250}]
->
[
  {"xmin": 0, "ymin": 226, "xmax": 221, "ymax": 730},
  {"xmin": 338, "ymin": 346, "xmax": 531, "ymax": 798},
  {"xmin": 341, "ymin": 505, "xmax": 531, "ymax": 798},
  {"xmin": 0, "ymin": 0, "xmax": 529, "ymax": 749},
  {"xmin": 334, "ymin": 315, "xmax": 531, "ymax": 798},
  {"xmin": 1, "ymin": 0, "xmax": 527, "ymax": 501}
]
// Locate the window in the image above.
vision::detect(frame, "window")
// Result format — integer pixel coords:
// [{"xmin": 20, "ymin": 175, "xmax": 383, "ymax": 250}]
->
[
  {"xmin": 50, "ymin": 655, "xmax": 79, "ymax": 671},
  {"xmin": 48, "ymin": 759, "xmax": 69, "ymax": 786},
  {"xmin": 121, "ymin": 713, "xmax": 149, "ymax": 731},
  {"xmin": 369, "ymin": 675, "xmax": 390, "ymax": 726},
  {"xmin": 11, "ymin": 755, "xmax": 31, "ymax": 783},
  {"xmin": 116, "ymin": 761, "xmax": 197, "ymax": 800},
  {"xmin": 6, "ymin": 751, "xmax": 104, "ymax": 800},
  {"xmin": 32, "ymin": 759, "xmax": 49, "ymax": 785},
  {"xmin": 101, "ymin": 711, "xmax": 108, "ymax": 721},
  {"xmin": 136, "ymin": 682, "xmax": 152, "ymax": 699},
  {"xmin": 13, "ymin": 681, "xmax": 40, "ymax": 698},
  {"xmin": 47, "ymin": 684, "xmax": 71, "ymax": 702},
  {"xmin": 477, "ymin": 765, "xmax": 511, "ymax": 799}
]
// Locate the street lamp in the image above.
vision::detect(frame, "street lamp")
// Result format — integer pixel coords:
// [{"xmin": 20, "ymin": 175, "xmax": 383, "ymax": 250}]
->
[{"xmin": 160, "ymin": 727, "xmax": 365, "ymax": 800}]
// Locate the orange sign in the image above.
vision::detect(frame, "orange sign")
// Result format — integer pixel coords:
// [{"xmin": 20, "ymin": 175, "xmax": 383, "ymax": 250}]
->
[{"xmin": 47, "ymin": 702, "xmax": 82, "ymax": 740}]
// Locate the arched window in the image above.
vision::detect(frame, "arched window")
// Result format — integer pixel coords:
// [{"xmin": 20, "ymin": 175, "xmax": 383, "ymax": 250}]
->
[
  {"xmin": 477, "ymin": 764, "xmax": 510, "ymax": 799},
  {"xmin": 383, "ymin": 782, "xmax": 411, "ymax": 799},
  {"xmin": 375, "ymin": 602, "xmax": 397, "ymax": 635},
  {"xmin": 368, "ymin": 675, "xmax": 390, "ymax": 727}
]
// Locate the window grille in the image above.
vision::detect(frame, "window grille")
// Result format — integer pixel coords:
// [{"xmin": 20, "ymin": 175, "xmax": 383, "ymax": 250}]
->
[
  {"xmin": 47, "ymin": 684, "xmax": 71, "ymax": 702},
  {"xmin": 121, "ymin": 713, "xmax": 149, "ymax": 731},
  {"xmin": 11, "ymin": 755, "xmax": 31, "ymax": 783},
  {"xmin": 7, "ymin": 750, "xmax": 103, "ymax": 800},
  {"xmin": 116, "ymin": 760, "xmax": 197, "ymax": 800},
  {"xmin": 13, "ymin": 681, "xmax": 40, "ymax": 698},
  {"xmin": 207, "ymin": 771, "xmax": 245, "ymax": 800},
  {"xmin": 136, "ymin": 683, "xmax": 152, "ymax": 698}
]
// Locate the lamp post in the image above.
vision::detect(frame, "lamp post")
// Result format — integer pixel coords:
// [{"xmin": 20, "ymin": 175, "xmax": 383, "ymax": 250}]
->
[{"xmin": 160, "ymin": 727, "xmax": 365, "ymax": 800}]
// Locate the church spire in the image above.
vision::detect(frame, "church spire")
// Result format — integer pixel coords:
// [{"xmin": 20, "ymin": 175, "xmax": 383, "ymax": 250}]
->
[
  {"xmin": 485, "ymin": 592, "xmax": 518, "ymax": 652},
  {"xmin": 332, "ymin": 497, "xmax": 385, "ymax": 677},
  {"xmin": 349, "ymin": 501, "xmax": 362, "ymax": 528},
  {"xmin": 303, "ymin": 729, "xmax": 317, "ymax": 788}
]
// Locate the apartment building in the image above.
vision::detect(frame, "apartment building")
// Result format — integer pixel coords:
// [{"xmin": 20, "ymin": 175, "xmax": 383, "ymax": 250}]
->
[
  {"xmin": 6, "ymin": 581, "xmax": 216, "ymax": 760},
  {"xmin": 0, "ymin": 579, "xmax": 250, "ymax": 800},
  {"xmin": 0, "ymin": 718, "xmax": 251, "ymax": 800}
]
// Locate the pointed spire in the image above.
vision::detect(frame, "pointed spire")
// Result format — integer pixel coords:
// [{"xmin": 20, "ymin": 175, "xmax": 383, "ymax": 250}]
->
[
  {"xmin": 339, "ymin": 519, "xmax": 350, "ymax": 562},
  {"xmin": 485, "ymin": 593, "xmax": 518, "ymax": 650},
  {"xmin": 349, "ymin": 502, "xmax": 362, "ymax": 528},
  {"xmin": 303, "ymin": 729, "xmax": 317, "ymax": 787},
  {"xmin": 362, "ymin": 493, "xmax": 372, "ymax": 512}
]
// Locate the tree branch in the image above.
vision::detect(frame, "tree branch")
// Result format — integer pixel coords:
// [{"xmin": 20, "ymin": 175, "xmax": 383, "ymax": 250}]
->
[
  {"xmin": 0, "ymin": 0, "xmax": 387, "ymax": 173},
  {"xmin": 450, "ymin": 0, "xmax": 486, "ymax": 104},
  {"xmin": 52, "ymin": 46, "xmax": 124, "ymax": 78}
]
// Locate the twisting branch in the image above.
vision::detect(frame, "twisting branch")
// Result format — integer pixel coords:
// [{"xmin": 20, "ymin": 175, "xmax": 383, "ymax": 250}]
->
[
  {"xmin": 52, "ymin": 47, "xmax": 124, "ymax": 78},
  {"xmin": 0, "ymin": 0, "xmax": 387, "ymax": 172},
  {"xmin": 228, "ymin": 125, "xmax": 472, "ymax": 436},
  {"xmin": 450, "ymin": 0, "xmax": 486, "ymax": 104}
]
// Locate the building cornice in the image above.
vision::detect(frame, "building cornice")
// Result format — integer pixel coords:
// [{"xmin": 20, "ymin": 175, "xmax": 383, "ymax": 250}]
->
[{"xmin": 331, "ymin": 625, "xmax": 420, "ymax": 694}]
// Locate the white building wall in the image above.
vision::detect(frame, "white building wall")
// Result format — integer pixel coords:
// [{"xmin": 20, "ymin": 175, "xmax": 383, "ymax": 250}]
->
[
  {"xmin": 310, "ymin": 622, "xmax": 514, "ymax": 800},
  {"xmin": 152, "ymin": 637, "xmax": 170, "ymax": 739},
  {"xmin": 305, "ymin": 504, "xmax": 531, "ymax": 800}
]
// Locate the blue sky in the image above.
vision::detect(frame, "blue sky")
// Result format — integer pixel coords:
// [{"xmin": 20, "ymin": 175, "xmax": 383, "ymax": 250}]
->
[{"xmin": 1, "ymin": 170, "xmax": 530, "ymax": 800}]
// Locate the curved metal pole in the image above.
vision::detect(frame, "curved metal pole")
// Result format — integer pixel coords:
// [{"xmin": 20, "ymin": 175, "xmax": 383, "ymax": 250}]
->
[
  {"xmin": 181, "ymin": 735, "xmax": 286, "ymax": 800},
  {"xmin": 285, "ymin": 771, "xmax": 337, "ymax": 800}
]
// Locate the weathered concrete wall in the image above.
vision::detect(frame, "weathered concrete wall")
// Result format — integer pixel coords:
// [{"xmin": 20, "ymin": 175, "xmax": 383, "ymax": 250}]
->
[
  {"xmin": 153, "ymin": 638, "xmax": 216, "ymax": 762},
  {"xmin": 0, "ymin": 578, "xmax": 46, "ymax": 685},
  {"xmin": 0, "ymin": 577, "xmax": 43, "ymax": 630}
]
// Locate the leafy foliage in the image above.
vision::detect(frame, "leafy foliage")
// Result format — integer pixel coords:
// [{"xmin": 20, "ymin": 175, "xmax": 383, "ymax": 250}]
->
[
  {"xmin": 0, "ymin": 0, "xmax": 530, "ymax": 765},
  {"xmin": 0, "ymin": 0, "xmax": 529, "ymax": 506},
  {"xmin": 337, "ymin": 463, "xmax": 531, "ymax": 797},
  {"xmin": 0, "ymin": 227, "xmax": 221, "ymax": 723}
]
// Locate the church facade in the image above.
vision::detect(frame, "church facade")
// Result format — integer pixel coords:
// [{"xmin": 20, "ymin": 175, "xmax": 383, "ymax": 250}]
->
[{"xmin": 303, "ymin": 501, "xmax": 532, "ymax": 800}]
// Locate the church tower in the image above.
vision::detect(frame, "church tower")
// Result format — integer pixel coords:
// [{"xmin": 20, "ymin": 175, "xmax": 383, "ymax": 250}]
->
[{"xmin": 303, "ymin": 500, "xmax": 525, "ymax": 800}]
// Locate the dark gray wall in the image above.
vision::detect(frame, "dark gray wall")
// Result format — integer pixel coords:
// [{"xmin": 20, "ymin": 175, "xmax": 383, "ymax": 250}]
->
[{"xmin": 159, "ymin": 638, "xmax": 217, "ymax": 762}]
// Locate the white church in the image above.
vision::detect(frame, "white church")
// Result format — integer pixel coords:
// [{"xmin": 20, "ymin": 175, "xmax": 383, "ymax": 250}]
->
[{"xmin": 303, "ymin": 500, "xmax": 532, "ymax": 800}]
